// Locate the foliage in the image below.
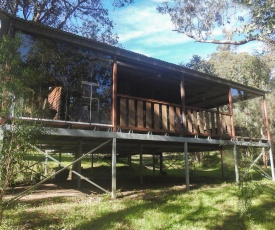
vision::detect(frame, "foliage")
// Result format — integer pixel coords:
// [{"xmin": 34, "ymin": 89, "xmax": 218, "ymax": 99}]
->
[
  {"xmin": 209, "ymin": 50, "xmax": 270, "ymax": 89},
  {"xmin": 236, "ymin": 148, "xmax": 268, "ymax": 219},
  {"xmin": 157, "ymin": 0, "xmax": 275, "ymax": 45},
  {"xmin": 184, "ymin": 50, "xmax": 270, "ymax": 139},
  {"xmin": 0, "ymin": 0, "xmax": 134, "ymax": 45},
  {"xmin": 0, "ymin": 35, "xmax": 46, "ymax": 224},
  {"xmin": 182, "ymin": 55, "xmax": 214, "ymax": 75}
]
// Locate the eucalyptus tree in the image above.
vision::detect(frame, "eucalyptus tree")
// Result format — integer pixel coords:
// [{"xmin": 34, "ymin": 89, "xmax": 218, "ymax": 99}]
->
[
  {"xmin": 157, "ymin": 0, "xmax": 275, "ymax": 45},
  {"xmin": 0, "ymin": 0, "xmax": 134, "ymax": 44},
  {"xmin": 0, "ymin": 35, "xmax": 47, "ymax": 224}
]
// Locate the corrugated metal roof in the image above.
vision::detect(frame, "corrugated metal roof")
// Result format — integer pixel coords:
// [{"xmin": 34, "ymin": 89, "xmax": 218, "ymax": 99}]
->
[{"xmin": 0, "ymin": 10, "xmax": 267, "ymax": 96}]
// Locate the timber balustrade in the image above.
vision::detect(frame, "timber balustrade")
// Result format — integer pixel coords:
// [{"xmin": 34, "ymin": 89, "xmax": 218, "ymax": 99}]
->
[{"xmin": 117, "ymin": 94, "xmax": 233, "ymax": 137}]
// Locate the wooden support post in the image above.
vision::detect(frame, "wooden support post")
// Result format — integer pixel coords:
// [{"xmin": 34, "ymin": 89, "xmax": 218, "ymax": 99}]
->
[
  {"xmin": 233, "ymin": 145, "xmax": 239, "ymax": 184},
  {"xmin": 140, "ymin": 145, "xmax": 143, "ymax": 184},
  {"xmin": 221, "ymin": 148, "xmax": 224, "ymax": 179},
  {"xmin": 112, "ymin": 138, "xmax": 117, "ymax": 199},
  {"xmin": 184, "ymin": 142, "xmax": 190, "ymax": 191},
  {"xmin": 112, "ymin": 57, "xmax": 118, "ymax": 132},
  {"xmin": 228, "ymin": 88, "xmax": 236, "ymax": 139}
]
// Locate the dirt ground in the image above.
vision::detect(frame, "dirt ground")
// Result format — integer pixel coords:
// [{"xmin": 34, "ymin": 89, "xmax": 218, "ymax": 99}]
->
[
  {"xmin": 4, "ymin": 183, "xmax": 91, "ymax": 201},
  {"xmin": 4, "ymin": 175, "xmax": 189, "ymax": 202}
]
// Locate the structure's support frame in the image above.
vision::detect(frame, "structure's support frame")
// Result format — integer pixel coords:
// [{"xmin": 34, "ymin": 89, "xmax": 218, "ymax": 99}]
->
[
  {"xmin": 163, "ymin": 153, "xmax": 183, "ymax": 171},
  {"xmin": 184, "ymin": 142, "xmax": 190, "ymax": 191},
  {"xmin": 112, "ymin": 57, "xmax": 118, "ymax": 132},
  {"xmin": 233, "ymin": 145, "xmax": 239, "ymax": 184},
  {"xmin": 6, "ymin": 139, "xmax": 112, "ymax": 203},
  {"xmin": 128, "ymin": 154, "xmax": 132, "ymax": 171},
  {"xmin": 159, "ymin": 152, "xmax": 163, "ymax": 174},
  {"xmin": 152, "ymin": 154, "xmax": 156, "ymax": 178},
  {"xmin": 221, "ymin": 148, "xmax": 224, "ymax": 178},
  {"xmin": 262, "ymin": 96, "xmax": 275, "ymax": 181},
  {"xmin": 140, "ymin": 145, "xmax": 143, "ymax": 184},
  {"xmin": 77, "ymin": 141, "xmax": 83, "ymax": 189},
  {"xmin": 111, "ymin": 138, "xmax": 117, "ymax": 199},
  {"xmin": 269, "ymin": 148, "xmax": 275, "ymax": 181}
]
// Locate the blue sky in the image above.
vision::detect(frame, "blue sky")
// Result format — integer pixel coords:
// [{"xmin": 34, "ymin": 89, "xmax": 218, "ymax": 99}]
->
[{"xmin": 106, "ymin": 0, "xmax": 263, "ymax": 65}]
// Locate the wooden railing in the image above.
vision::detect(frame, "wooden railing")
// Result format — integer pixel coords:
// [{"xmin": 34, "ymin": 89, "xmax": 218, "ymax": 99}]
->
[{"xmin": 117, "ymin": 94, "xmax": 233, "ymax": 137}]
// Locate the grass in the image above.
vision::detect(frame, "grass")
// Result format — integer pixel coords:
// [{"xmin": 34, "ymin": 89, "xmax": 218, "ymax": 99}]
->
[
  {"xmin": 2, "ymin": 151, "xmax": 275, "ymax": 229},
  {"xmin": 2, "ymin": 179, "xmax": 275, "ymax": 230}
]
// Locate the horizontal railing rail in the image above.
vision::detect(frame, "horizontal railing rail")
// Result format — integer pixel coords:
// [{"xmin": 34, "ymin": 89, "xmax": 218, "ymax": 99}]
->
[{"xmin": 117, "ymin": 94, "xmax": 233, "ymax": 137}]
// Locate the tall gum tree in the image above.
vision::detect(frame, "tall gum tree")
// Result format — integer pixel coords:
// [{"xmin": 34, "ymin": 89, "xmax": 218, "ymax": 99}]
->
[
  {"xmin": 0, "ymin": 0, "xmax": 134, "ymax": 44},
  {"xmin": 157, "ymin": 0, "xmax": 275, "ymax": 45}
]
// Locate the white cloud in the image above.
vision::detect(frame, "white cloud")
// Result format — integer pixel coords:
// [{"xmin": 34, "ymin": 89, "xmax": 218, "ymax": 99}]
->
[
  {"xmin": 111, "ymin": 2, "xmax": 190, "ymax": 46},
  {"xmin": 108, "ymin": 1, "xmax": 218, "ymax": 64},
  {"xmin": 235, "ymin": 41, "xmax": 264, "ymax": 54}
]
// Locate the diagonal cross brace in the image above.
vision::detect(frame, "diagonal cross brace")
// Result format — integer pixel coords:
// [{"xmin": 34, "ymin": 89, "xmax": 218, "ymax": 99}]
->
[
  {"xmin": 6, "ymin": 139, "xmax": 112, "ymax": 204},
  {"xmin": 31, "ymin": 145, "xmax": 111, "ymax": 194}
]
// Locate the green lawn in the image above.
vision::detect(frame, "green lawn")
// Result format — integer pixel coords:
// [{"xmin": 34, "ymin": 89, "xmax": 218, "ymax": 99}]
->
[
  {"xmin": 2, "ymin": 152, "xmax": 275, "ymax": 229},
  {"xmin": 2, "ymin": 179, "xmax": 275, "ymax": 229}
]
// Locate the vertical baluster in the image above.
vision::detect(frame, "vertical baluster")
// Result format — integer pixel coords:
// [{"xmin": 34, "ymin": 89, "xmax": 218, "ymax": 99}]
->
[
  {"xmin": 221, "ymin": 114, "xmax": 227, "ymax": 135},
  {"xmin": 162, "ymin": 104, "xmax": 168, "ymax": 130},
  {"xmin": 216, "ymin": 111, "xmax": 221, "ymax": 135},
  {"xmin": 211, "ymin": 111, "xmax": 216, "ymax": 134},
  {"xmin": 182, "ymin": 107, "xmax": 187, "ymax": 131},
  {"xmin": 154, "ymin": 103, "xmax": 160, "ymax": 129},
  {"xmin": 137, "ymin": 100, "xmax": 143, "ymax": 128},
  {"xmin": 169, "ymin": 106, "xmax": 175, "ymax": 131},
  {"xmin": 187, "ymin": 109, "xmax": 193, "ymax": 132},
  {"xmin": 120, "ymin": 98, "xmax": 127, "ymax": 126},
  {"xmin": 146, "ymin": 102, "xmax": 152, "ymax": 129},
  {"xmin": 129, "ymin": 99, "xmax": 135, "ymax": 127},
  {"xmin": 199, "ymin": 111, "xmax": 204, "ymax": 134},
  {"xmin": 193, "ymin": 110, "xmax": 198, "ymax": 133},
  {"xmin": 176, "ymin": 107, "xmax": 182, "ymax": 132},
  {"xmin": 227, "ymin": 115, "xmax": 232, "ymax": 136},
  {"xmin": 205, "ymin": 111, "xmax": 210, "ymax": 134}
]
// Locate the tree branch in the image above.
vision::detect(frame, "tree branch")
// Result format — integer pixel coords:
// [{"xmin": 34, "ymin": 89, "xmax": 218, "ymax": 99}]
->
[{"xmin": 175, "ymin": 30, "xmax": 260, "ymax": 45}]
